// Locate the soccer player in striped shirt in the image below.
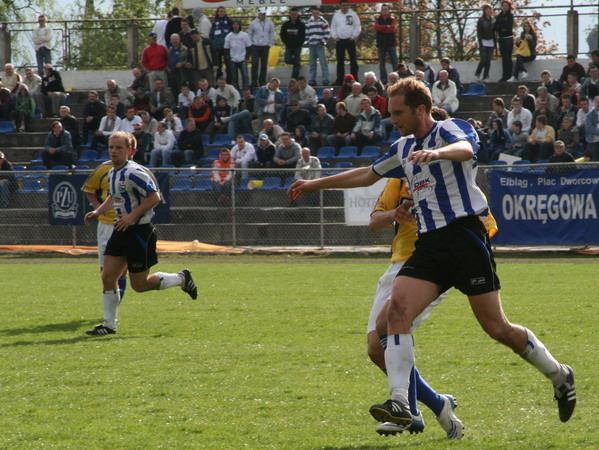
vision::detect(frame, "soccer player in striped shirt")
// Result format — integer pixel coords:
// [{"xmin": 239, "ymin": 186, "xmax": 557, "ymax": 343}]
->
[
  {"xmin": 84, "ymin": 131, "xmax": 198, "ymax": 335},
  {"xmin": 288, "ymin": 77, "xmax": 575, "ymax": 429}
]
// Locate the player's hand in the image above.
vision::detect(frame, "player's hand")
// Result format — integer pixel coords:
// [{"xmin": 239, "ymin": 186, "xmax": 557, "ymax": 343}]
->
[
  {"xmin": 409, "ymin": 149, "xmax": 438, "ymax": 165},
  {"xmin": 84, "ymin": 210, "xmax": 98, "ymax": 226},
  {"xmin": 392, "ymin": 201, "xmax": 414, "ymax": 224},
  {"xmin": 288, "ymin": 179, "xmax": 316, "ymax": 201},
  {"xmin": 114, "ymin": 213, "xmax": 135, "ymax": 231}
]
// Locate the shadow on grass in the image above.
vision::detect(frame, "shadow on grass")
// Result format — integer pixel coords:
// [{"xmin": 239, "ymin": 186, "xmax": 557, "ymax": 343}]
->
[
  {"xmin": 321, "ymin": 441, "xmax": 442, "ymax": 449},
  {"xmin": 0, "ymin": 319, "xmax": 98, "ymax": 336},
  {"xmin": 6, "ymin": 335, "xmax": 131, "ymax": 347}
]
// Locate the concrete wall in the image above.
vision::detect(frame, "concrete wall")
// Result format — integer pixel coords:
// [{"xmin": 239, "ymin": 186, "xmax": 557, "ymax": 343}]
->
[{"xmin": 53, "ymin": 58, "xmax": 591, "ymax": 91}]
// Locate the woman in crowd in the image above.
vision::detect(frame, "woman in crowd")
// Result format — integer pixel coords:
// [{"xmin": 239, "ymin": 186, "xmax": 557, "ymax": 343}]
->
[
  {"xmin": 488, "ymin": 118, "xmax": 512, "ymax": 161},
  {"xmin": 508, "ymin": 20, "xmax": 537, "ymax": 82},
  {"xmin": 493, "ymin": 0, "xmax": 514, "ymax": 82},
  {"xmin": 11, "ymin": 85, "xmax": 36, "ymax": 132},
  {"xmin": 474, "ymin": 4, "xmax": 495, "ymax": 82}
]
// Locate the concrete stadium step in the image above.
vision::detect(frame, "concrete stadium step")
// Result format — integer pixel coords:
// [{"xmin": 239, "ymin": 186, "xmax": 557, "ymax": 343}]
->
[
  {"xmin": 469, "ymin": 81, "xmax": 540, "ymax": 96},
  {"xmin": 28, "ymin": 118, "xmax": 85, "ymax": 133},
  {"xmin": 457, "ymin": 94, "xmax": 513, "ymax": 112},
  {"xmin": 452, "ymin": 111, "xmax": 491, "ymax": 123},
  {"xmin": 3, "ymin": 147, "xmax": 44, "ymax": 164},
  {"xmin": 0, "ymin": 132, "xmax": 47, "ymax": 147}
]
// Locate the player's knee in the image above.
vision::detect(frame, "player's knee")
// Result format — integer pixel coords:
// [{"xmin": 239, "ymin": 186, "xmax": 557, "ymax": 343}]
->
[
  {"xmin": 129, "ymin": 278, "xmax": 148, "ymax": 292},
  {"xmin": 387, "ymin": 297, "xmax": 412, "ymax": 322},
  {"xmin": 481, "ymin": 320, "xmax": 513, "ymax": 344}
]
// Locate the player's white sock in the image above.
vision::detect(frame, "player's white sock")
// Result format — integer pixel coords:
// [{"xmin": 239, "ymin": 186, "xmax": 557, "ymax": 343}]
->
[
  {"xmin": 520, "ymin": 327, "xmax": 564, "ymax": 384},
  {"xmin": 102, "ymin": 289, "xmax": 120, "ymax": 330},
  {"xmin": 155, "ymin": 272, "xmax": 184, "ymax": 290},
  {"xmin": 385, "ymin": 334, "xmax": 414, "ymax": 402}
]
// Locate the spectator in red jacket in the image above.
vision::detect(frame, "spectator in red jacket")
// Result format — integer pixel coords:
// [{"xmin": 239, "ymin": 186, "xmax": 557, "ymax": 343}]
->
[
  {"xmin": 141, "ymin": 32, "xmax": 169, "ymax": 91},
  {"xmin": 373, "ymin": 4, "xmax": 398, "ymax": 85}
]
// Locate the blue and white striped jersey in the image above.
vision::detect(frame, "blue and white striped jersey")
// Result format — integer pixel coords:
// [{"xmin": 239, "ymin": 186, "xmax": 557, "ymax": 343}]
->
[
  {"xmin": 108, "ymin": 161, "xmax": 160, "ymax": 225},
  {"xmin": 372, "ymin": 118, "xmax": 488, "ymax": 235}
]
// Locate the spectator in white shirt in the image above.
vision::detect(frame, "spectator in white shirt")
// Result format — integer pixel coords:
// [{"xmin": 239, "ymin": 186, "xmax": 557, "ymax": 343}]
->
[
  {"xmin": 331, "ymin": 0, "xmax": 361, "ymax": 85},
  {"xmin": 92, "ymin": 106, "xmax": 122, "ymax": 151},
  {"xmin": 215, "ymin": 76, "xmax": 241, "ymax": 109},
  {"xmin": 507, "ymin": 97, "xmax": 533, "ymax": 133},
  {"xmin": 23, "ymin": 68, "xmax": 42, "ymax": 95},
  {"xmin": 248, "ymin": 8, "xmax": 276, "ymax": 88},
  {"xmin": 150, "ymin": 121, "xmax": 176, "ymax": 166},
  {"xmin": 32, "ymin": 14, "xmax": 53, "ymax": 74},
  {"xmin": 177, "ymin": 83, "xmax": 196, "ymax": 119},
  {"xmin": 432, "ymin": 70, "xmax": 459, "ymax": 113},
  {"xmin": 224, "ymin": 20, "xmax": 252, "ymax": 89},
  {"xmin": 119, "ymin": 106, "xmax": 143, "ymax": 133},
  {"xmin": 231, "ymin": 135, "xmax": 257, "ymax": 176}
]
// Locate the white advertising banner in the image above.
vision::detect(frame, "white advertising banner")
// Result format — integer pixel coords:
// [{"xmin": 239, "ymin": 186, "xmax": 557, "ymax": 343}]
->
[
  {"xmin": 343, "ymin": 178, "xmax": 389, "ymax": 226},
  {"xmin": 182, "ymin": 0, "xmax": 318, "ymax": 8}
]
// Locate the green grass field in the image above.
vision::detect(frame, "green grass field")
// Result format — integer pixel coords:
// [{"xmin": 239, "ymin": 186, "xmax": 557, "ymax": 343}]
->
[{"xmin": 1, "ymin": 255, "xmax": 597, "ymax": 449}]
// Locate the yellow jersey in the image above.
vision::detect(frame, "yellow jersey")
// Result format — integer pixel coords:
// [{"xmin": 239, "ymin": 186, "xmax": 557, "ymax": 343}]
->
[
  {"xmin": 82, "ymin": 161, "xmax": 115, "ymax": 225},
  {"xmin": 373, "ymin": 179, "xmax": 498, "ymax": 263}
]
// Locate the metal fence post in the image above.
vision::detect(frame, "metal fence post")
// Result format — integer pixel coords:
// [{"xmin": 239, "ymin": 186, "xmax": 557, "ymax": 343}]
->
[
  {"xmin": 127, "ymin": 23, "xmax": 139, "ymax": 69},
  {"xmin": 0, "ymin": 27, "xmax": 11, "ymax": 67},
  {"xmin": 319, "ymin": 189, "xmax": 324, "ymax": 249},
  {"xmin": 231, "ymin": 169, "xmax": 237, "ymax": 247}
]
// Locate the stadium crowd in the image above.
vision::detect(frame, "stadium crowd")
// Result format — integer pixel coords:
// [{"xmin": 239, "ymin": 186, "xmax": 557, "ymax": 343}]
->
[{"xmin": 1, "ymin": 0, "xmax": 599, "ymax": 199}]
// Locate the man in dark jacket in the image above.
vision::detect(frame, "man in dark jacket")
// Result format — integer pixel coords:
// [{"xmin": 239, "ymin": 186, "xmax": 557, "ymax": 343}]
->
[
  {"xmin": 280, "ymin": 7, "xmax": 306, "ymax": 80},
  {"xmin": 43, "ymin": 121, "xmax": 74, "ymax": 168},
  {"xmin": 36, "ymin": 64, "xmax": 66, "ymax": 118},
  {"xmin": 132, "ymin": 122, "xmax": 152, "ymax": 165},
  {"xmin": 187, "ymin": 29, "xmax": 218, "ymax": 88},
  {"xmin": 177, "ymin": 118, "xmax": 204, "ymax": 165},
  {"xmin": 59, "ymin": 105, "xmax": 82, "ymax": 152},
  {"xmin": 82, "ymin": 90, "xmax": 106, "ymax": 145}
]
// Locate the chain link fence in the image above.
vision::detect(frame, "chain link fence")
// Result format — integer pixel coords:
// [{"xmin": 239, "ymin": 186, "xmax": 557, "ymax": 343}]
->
[{"xmin": 3, "ymin": 163, "xmax": 598, "ymax": 249}]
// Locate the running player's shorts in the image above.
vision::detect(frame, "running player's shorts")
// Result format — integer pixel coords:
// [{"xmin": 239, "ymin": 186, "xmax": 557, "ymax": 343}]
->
[
  {"xmin": 398, "ymin": 215, "xmax": 501, "ymax": 296},
  {"xmin": 97, "ymin": 221, "xmax": 114, "ymax": 269},
  {"xmin": 104, "ymin": 223, "xmax": 158, "ymax": 273}
]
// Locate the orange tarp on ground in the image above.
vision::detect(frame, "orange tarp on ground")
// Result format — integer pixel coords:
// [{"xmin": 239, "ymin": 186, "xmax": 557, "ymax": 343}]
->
[{"xmin": 0, "ymin": 240, "xmax": 246, "ymax": 255}]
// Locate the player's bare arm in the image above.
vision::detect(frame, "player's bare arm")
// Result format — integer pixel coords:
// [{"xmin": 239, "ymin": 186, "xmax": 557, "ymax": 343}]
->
[
  {"xmin": 86, "ymin": 192, "xmax": 102, "ymax": 210},
  {"xmin": 370, "ymin": 201, "xmax": 415, "ymax": 232},
  {"xmin": 84, "ymin": 196, "xmax": 114, "ymax": 225},
  {"xmin": 409, "ymin": 141, "xmax": 474, "ymax": 165},
  {"xmin": 115, "ymin": 191, "xmax": 161, "ymax": 231},
  {"xmin": 288, "ymin": 166, "xmax": 382, "ymax": 201}
]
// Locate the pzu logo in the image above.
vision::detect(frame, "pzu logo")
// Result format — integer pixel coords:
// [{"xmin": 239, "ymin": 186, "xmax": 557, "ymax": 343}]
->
[{"xmin": 51, "ymin": 181, "xmax": 79, "ymax": 219}]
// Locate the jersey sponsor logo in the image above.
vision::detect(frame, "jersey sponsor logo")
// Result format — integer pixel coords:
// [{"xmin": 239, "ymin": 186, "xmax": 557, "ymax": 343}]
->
[
  {"xmin": 51, "ymin": 181, "xmax": 79, "ymax": 219},
  {"xmin": 413, "ymin": 177, "xmax": 432, "ymax": 191},
  {"xmin": 470, "ymin": 277, "xmax": 486, "ymax": 286},
  {"xmin": 118, "ymin": 181, "xmax": 127, "ymax": 192}
]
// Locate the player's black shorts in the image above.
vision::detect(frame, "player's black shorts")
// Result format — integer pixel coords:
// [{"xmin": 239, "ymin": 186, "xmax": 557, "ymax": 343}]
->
[
  {"xmin": 104, "ymin": 223, "xmax": 158, "ymax": 273},
  {"xmin": 398, "ymin": 215, "xmax": 501, "ymax": 296}
]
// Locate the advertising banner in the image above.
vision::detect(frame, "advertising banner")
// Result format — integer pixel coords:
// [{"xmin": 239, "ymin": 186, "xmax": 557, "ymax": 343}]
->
[
  {"xmin": 48, "ymin": 173, "xmax": 170, "ymax": 225},
  {"xmin": 344, "ymin": 178, "xmax": 388, "ymax": 226},
  {"xmin": 488, "ymin": 168, "xmax": 599, "ymax": 245},
  {"xmin": 183, "ymin": 0, "xmax": 395, "ymax": 9}
]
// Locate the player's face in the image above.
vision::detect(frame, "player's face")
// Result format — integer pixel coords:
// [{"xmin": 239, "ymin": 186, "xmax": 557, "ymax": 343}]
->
[
  {"xmin": 389, "ymin": 94, "xmax": 421, "ymax": 137},
  {"xmin": 108, "ymin": 136, "xmax": 130, "ymax": 167}
]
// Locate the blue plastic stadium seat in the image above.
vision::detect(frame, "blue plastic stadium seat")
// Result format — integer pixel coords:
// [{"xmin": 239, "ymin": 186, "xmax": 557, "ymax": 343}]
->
[
  {"xmin": 20, "ymin": 179, "xmax": 43, "ymax": 193},
  {"xmin": 489, "ymin": 160, "xmax": 508, "ymax": 166},
  {"xmin": 26, "ymin": 165, "xmax": 48, "ymax": 179},
  {"xmin": 320, "ymin": 161, "xmax": 330, "ymax": 168},
  {"xmin": 192, "ymin": 179, "xmax": 213, "ymax": 192},
  {"xmin": 358, "ymin": 146, "xmax": 381, "ymax": 159},
  {"xmin": 459, "ymin": 83, "xmax": 487, "ymax": 97},
  {"xmin": 513, "ymin": 160, "xmax": 531, "ymax": 165},
  {"xmin": 30, "ymin": 151, "xmax": 44, "ymax": 165},
  {"xmin": 74, "ymin": 165, "xmax": 90, "ymax": 170},
  {"xmin": 260, "ymin": 177, "xmax": 282, "ymax": 190},
  {"xmin": 79, "ymin": 136, "xmax": 94, "ymax": 150},
  {"xmin": 383, "ymin": 130, "xmax": 401, "ymax": 145},
  {"xmin": 0, "ymin": 121, "xmax": 16, "ymax": 134},
  {"xmin": 280, "ymin": 177, "xmax": 296, "ymax": 190},
  {"xmin": 206, "ymin": 134, "xmax": 233, "ymax": 148},
  {"xmin": 200, "ymin": 148, "xmax": 221, "ymax": 163},
  {"xmin": 316, "ymin": 146, "xmax": 335, "ymax": 159},
  {"xmin": 334, "ymin": 162, "xmax": 353, "ymax": 168},
  {"xmin": 241, "ymin": 133, "xmax": 254, "ymax": 143},
  {"xmin": 536, "ymin": 159, "xmax": 550, "ymax": 164},
  {"xmin": 94, "ymin": 150, "xmax": 109, "ymax": 162},
  {"xmin": 51, "ymin": 165, "xmax": 70, "ymax": 171},
  {"xmin": 332, "ymin": 146, "xmax": 358, "ymax": 159},
  {"xmin": 32, "ymin": 107, "xmax": 42, "ymax": 119},
  {"xmin": 171, "ymin": 178, "xmax": 193, "ymax": 192},
  {"xmin": 76, "ymin": 149, "xmax": 97, "ymax": 163}
]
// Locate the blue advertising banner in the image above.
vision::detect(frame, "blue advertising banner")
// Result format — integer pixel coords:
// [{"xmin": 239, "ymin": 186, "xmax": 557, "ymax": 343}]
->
[
  {"xmin": 489, "ymin": 168, "xmax": 599, "ymax": 245},
  {"xmin": 48, "ymin": 174, "xmax": 87, "ymax": 225},
  {"xmin": 48, "ymin": 173, "xmax": 170, "ymax": 225}
]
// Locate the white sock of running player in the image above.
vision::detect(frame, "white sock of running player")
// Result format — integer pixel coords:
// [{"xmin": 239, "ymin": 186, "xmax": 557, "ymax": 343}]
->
[
  {"xmin": 102, "ymin": 289, "xmax": 120, "ymax": 330},
  {"xmin": 155, "ymin": 272, "xmax": 184, "ymax": 289},
  {"xmin": 385, "ymin": 334, "xmax": 414, "ymax": 403},
  {"xmin": 520, "ymin": 327, "xmax": 564, "ymax": 384}
]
